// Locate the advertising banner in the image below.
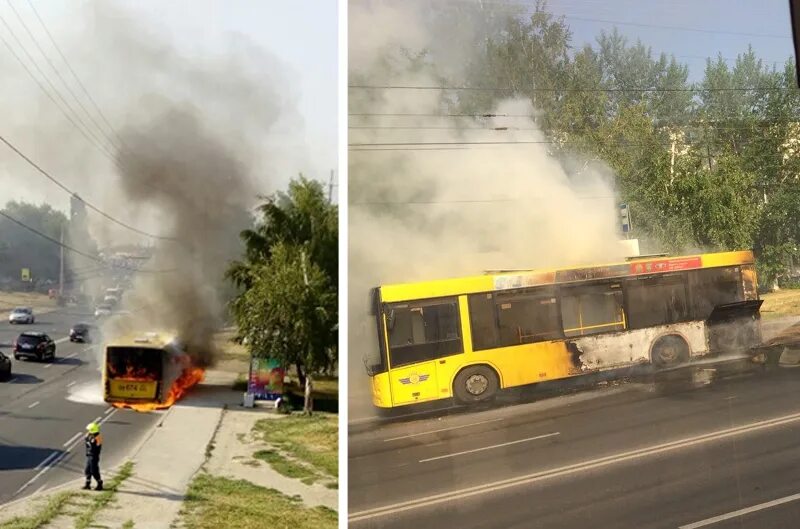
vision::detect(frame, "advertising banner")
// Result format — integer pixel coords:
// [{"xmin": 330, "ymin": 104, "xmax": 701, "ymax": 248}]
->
[{"xmin": 248, "ymin": 357, "xmax": 285, "ymax": 400}]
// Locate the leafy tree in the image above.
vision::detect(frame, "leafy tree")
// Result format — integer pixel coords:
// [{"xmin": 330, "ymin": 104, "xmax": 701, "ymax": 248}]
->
[{"xmin": 227, "ymin": 176, "xmax": 338, "ymax": 413}]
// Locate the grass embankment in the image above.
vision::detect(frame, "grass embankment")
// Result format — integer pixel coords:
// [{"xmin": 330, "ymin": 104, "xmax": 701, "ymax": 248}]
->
[
  {"xmin": 253, "ymin": 413, "xmax": 338, "ymax": 488},
  {"xmin": 0, "ymin": 462, "xmax": 134, "ymax": 529},
  {"xmin": 0, "ymin": 291, "xmax": 57, "ymax": 313},
  {"xmin": 181, "ymin": 474, "xmax": 336, "ymax": 529},
  {"xmin": 760, "ymin": 289, "xmax": 800, "ymax": 319}
]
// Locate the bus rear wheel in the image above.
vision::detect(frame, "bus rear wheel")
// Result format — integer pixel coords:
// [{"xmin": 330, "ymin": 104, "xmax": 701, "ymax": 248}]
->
[
  {"xmin": 651, "ymin": 335, "xmax": 690, "ymax": 368},
  {"xmin": 453, "ymin": 365, "xmax": 498, "ymax": 404}
]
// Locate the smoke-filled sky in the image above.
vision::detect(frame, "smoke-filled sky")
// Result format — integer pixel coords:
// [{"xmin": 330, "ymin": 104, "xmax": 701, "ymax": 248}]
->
[
  {"xmin": 348, "ymin": 0, "xmax": 625, "ymax": 418},
  {"xmin": 0, "ymin": 0, "xmax": 337, "ymax": 244}
]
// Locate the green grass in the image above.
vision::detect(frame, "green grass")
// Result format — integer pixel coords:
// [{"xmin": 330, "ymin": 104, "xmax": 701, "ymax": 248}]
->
[
  {"xmin": 0, "ymin": 491, "xmax": 76, "ymax": 529},
  {"xmin": 74, "ymin": 461, "xmax": 135, "ymax": 529},
  {"xmin": 122, "ymin": 521, "xmax": 135, "ymax": 529},
  {"xmin": 181, "ymin": 474, "xmax": 337, "ymax": 529},
  {"xmin": 252, "ymin": 413, "xmax": 337, "ymax": 478},
  {"xmin": 253, "ymin": 449, "xmax": 319, "ymax": 483},
  {"xmin": 761, "ymin": 289, "xmax": 800, "ymax": 319}
]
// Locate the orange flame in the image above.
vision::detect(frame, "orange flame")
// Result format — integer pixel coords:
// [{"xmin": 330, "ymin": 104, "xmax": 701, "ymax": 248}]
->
[{"xmin": 113, "ymin": 367, "xmax": 205, "ymax": 412}]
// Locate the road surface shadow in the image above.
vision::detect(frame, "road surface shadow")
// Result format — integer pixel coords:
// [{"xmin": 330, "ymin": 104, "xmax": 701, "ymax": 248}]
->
[
  {"xmin": 53, "ymin": 358, "xmax": 84, "ymax": 366},
  {"xmin": 5, "ymin": 373, "xmax": 42, "ymax": 384},
  {"xmin": 354, "ymin": 357, "xmax": 783, "ymax": 430},
  {"xmin": 0, "ymin": 445, "xmax": 63, "ymax": 471}
]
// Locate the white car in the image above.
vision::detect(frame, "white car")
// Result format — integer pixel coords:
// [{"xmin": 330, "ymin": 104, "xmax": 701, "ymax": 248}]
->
[
  {"xmin": 9, "ymin": 307, "xmax": 34, "ymax": 324},
  {"xmin": 94, "ymin": 304, "xmax": 112, "ymax": 318}
]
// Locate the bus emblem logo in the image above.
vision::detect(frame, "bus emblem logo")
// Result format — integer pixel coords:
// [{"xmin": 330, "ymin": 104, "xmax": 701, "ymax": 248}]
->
[{"xmin": 399, "ymin": 372, "xmax": 429, "ymax": 385}]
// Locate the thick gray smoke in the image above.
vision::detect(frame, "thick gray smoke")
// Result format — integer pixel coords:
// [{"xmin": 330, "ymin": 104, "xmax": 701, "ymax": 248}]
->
[
  {"xmin": 349, "ymin": 1, "xmax": 626, "ymax": 419},
  {"xmin": 106, "ymin": 109, "xmax": 253, "ymax": 367},
  {"xmin": 0, "ymin": 1, "xmax": 307, "ymax": 367}
]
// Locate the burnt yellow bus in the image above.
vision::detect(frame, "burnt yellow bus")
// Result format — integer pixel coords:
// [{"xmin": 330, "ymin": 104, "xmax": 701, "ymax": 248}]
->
[
  {"xmin": 365, "ymin": 250, "xmax": 762, "ymax": 409},
  {"xmin": 103, "ymin": 332, "xmax": 196, "ymax": 410}
]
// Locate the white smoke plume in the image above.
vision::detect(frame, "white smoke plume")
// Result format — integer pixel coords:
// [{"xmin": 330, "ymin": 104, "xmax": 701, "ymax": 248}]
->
[{"xmin": 349, "ymin": 0, "xmax": 625, "ymax": 419}]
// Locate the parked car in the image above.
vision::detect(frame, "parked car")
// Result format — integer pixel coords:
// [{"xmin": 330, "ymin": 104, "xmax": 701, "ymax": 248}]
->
[
  {"xmin": 0, "ymin": 351, "xmax": 10, "ymax": 380},
  {"xmin": 69, "ymin": 322, "xmax": 95, "ymax": 343},
  {"xmin": 8, "ymin": 307, "xmax": 34, "ymax": 324},
  {"xmin": 13, "ymin": 332, "xmax": 55, "ymax": 362}
]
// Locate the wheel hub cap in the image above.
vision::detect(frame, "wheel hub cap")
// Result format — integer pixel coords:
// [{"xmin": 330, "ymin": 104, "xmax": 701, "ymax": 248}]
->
[{"xmin": 466, "ymin": 374, "xmax": 488, "ymax": 395}]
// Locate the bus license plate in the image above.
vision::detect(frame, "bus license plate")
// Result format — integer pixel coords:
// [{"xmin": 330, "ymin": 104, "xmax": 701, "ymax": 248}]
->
[{"xmin": 109, "ymin": 380, "xmax": 157, "ymax": 399}]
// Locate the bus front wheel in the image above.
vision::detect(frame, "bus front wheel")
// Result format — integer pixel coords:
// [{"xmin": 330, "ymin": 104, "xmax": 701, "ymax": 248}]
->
[
  {"xmin": 651, "ymin": 335, "xmax": 689, "ymax": 368},
  {"xmin": 453, "ymin": 365, "xmax": 498, "ymax": 404}
]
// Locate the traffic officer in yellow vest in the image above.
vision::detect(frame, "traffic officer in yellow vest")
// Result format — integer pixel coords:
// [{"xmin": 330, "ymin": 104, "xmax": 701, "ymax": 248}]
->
[{"xmin": 83, "ymin": 422, "xmax": 103, "ymax": 491}]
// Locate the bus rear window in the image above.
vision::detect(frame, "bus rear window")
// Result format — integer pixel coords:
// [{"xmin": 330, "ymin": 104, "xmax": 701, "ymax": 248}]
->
[
  {"xmin": 106, "ymin": 347, "xmax": 163, "ymax": 380},
  {"xmin": 386, "ymin": 299, "xmax": 461, "ymax": 367}
]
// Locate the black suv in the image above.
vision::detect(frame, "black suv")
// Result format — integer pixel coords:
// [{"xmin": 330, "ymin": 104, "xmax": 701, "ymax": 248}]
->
[
  {"xmin": 69, "ymin": 323, "xmax": 94, "ymax": 343},
  {"xmin": 14, "ymin": 332, "xmax": 56, "ymax": 362}
]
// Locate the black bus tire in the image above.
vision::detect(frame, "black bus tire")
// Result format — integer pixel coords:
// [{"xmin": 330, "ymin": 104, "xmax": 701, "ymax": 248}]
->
[
  {"xmin": 453, "ymin": 365, "xmax": 499, "ymax": 404},
  {"xmin": 651, "ymin": 335, "xmax": 690, "ymax": 368}
]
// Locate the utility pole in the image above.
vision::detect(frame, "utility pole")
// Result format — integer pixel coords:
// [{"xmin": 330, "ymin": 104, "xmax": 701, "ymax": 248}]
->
[
  {"xmin": 327, "ymin": 169, "xmax": 335, "ymax": 203},
  {"xmin": 58, "ymin": 224, "xmax": 64, "ymax": 297}
]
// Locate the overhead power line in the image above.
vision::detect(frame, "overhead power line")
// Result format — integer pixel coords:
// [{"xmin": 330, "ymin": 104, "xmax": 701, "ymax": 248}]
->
[
  {"xmin": 0, "ymin": 11, "xmax": 114, "ymax": 158},
  {"xmin": 0, "ymin": 210, "xmax": 176, "ymax": 274},
  {"xmin": 7, "ymin": 0, "xmax": 118, "ymax": 152},
  {"xmin": 24, "ymin": 0, "xmax": 127, "ymax": 150},
  {"xmin": 0, "ymin": 132, "xmax": 177, "ymax": 241}
]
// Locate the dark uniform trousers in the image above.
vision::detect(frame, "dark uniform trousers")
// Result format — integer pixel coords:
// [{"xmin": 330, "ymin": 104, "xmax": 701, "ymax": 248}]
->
[{"xmin": 84, "ymin": 433, "xmax": 103, "ymax": 485}]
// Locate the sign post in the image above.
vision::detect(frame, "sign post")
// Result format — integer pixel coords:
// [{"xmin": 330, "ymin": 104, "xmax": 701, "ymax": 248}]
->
[
  {"xmin": 619, "ymin": 203, "xmax": 631, "ymax": 238},
  {"xmin": 20, "ymin": 268, "xmax": 30, "ymax": 282}
]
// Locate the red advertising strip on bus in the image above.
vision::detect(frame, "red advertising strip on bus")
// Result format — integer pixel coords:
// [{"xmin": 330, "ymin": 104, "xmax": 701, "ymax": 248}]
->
[{"xmin": 629, "ymin": 256, "xmax": 702, "ymax": 275}]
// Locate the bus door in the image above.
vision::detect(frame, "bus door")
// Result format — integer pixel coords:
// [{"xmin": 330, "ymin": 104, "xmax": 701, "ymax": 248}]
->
[{"xmin": 385, "ymin": 298, "xmax": 462, "ymax": 405}]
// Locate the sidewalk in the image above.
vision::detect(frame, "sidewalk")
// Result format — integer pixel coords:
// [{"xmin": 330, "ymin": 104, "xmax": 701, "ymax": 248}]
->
[{"xmin": 92, "ymin": 370, "xmax": 240, "ymax": 529}]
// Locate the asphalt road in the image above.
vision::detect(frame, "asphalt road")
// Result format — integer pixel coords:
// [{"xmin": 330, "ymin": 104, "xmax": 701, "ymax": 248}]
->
[
  {"xmin": 0, "ymin": 306, "xmax": 162, "ymax": 505},
  {"xmin": 349, "ymin": 328, "xmax": 800, "ymax": 528}
]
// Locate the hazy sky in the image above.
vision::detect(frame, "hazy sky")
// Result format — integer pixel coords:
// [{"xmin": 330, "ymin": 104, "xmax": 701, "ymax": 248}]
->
[
  {"xmin": 543, "ymin": 0, "xmax": 795, "ymax": 80},
  {"xmin": 0, "ymin": 0, "xmax": 337, "ymax": 213}
]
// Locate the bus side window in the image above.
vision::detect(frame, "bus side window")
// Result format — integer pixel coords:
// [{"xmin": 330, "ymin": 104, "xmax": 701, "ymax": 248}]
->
[
  {"xmin": 689, "ymin": 267, "xmax": 743, "ymax": 319},
  {"xmin": 561, "ymin": 283, "xmax": 625, "ymax": 337},
  {"xmin": 386, "ymin": 299, "xmax": 462, "ymax": 368},
  {"xmin": 626, "ymin": 273, "xmax": 690, "ymax": 329}
]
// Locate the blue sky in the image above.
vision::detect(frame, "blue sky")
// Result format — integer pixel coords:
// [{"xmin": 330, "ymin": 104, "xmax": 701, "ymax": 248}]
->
[{"xmin": 542, "ymin": 0, "xmax": 795, "ymax": 81}]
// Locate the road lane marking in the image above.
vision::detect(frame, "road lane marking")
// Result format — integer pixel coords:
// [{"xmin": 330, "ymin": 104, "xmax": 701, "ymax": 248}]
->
[
  {"xmin": 16, "ymin": 449, "xmax": 72, "ymax": 494},
  {"xmin": 54, "ymin": 337, "xmax": 69, "ymax": 344},
  {"xmin": 419, "ymin": 432, "xmax": 560, "ymax": 463},
  {"xmin": 63, "ymin": 431, "xmax": 82, "ymax": 447},
  {"xmin": 384, "ymin": 418, "xmax": 504, "ymax": 442},
  {"xmin": 679, "ymin": 492, "xmax": 800, "ymax": 528},
  {"xmin": 34, "ymin": 451, "xmax": 58, "ymax": 471},
  {"xmin": 66, "ymin": 381, "xmax": 76, "ymax": 387},
  {"xmin": 61, "ymin": 352, "xmax": 79, "ymax": 360},
  {"xmin": 349, "ymin": 409, "xmax": 800, "ymax": 522},
  {"xmin": 100, "ymin": 408, "xmax": 118, "ymax": 423},
  {"xmin": 34, "ymin": 484, "xmax": 45, "ymax": 495},
  {"xmin": 103, "ymin": 407, "xmax": 114, "ymax": 415},
  {"xmin": 27, "ymin": 401, "xmax": 39, "ymax": 409}
]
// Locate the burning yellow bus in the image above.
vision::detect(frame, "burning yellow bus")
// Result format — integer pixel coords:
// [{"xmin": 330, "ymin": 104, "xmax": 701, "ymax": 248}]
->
[
  {"xmin": 103, "ymin": 332, "xmax": 204, "ymax": 411},
  {"xmin": 365, "ymin": 250, "xmax": 763, "ymax": 409}
]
